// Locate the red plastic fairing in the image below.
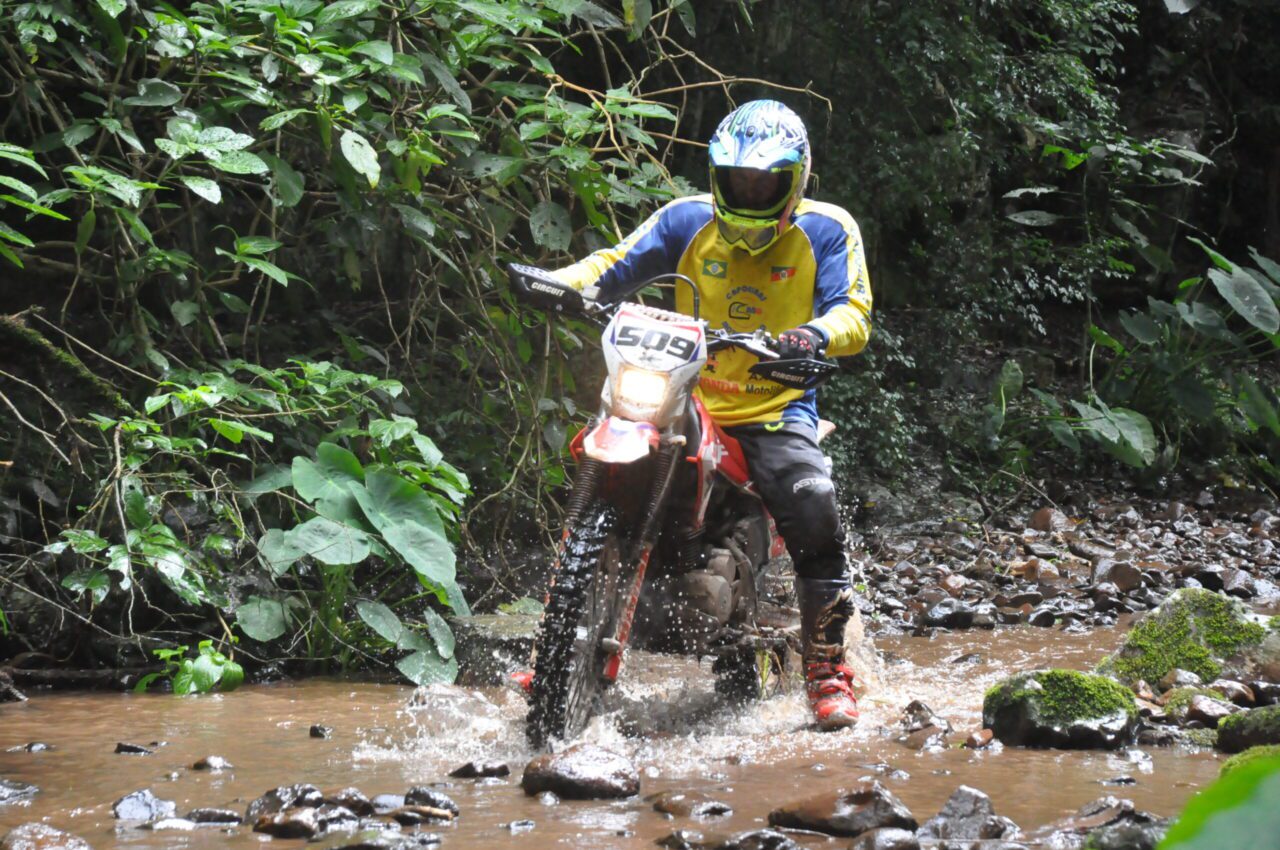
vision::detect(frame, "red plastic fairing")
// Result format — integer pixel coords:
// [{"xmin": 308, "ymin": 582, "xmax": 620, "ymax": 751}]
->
[
  {"xmin": 694, "ymin": 397, "xmax": 750, "ymax": 486},
  {"xmin": 569, "ymin": 426, "xmax": 587, "ymax": 461}
]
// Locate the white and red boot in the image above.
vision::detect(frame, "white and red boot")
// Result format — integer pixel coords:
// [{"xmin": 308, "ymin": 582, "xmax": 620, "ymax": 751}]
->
[{"xmin": 797, "ymin": 577, "xmax": 861, "ymax": 730}]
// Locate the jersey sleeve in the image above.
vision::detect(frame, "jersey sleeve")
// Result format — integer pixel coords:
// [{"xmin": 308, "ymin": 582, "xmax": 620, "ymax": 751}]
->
[
  {"xmin": 803, "ymin": 208, "xmax": 873, "ymax": 358},
  {"xmin": 549, "ymin": 198, "xmax": 704, "ymax": 300}
]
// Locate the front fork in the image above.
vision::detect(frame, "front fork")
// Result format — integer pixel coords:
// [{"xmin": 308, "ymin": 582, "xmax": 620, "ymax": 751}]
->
[{"xmin": 600, "ymin": 434, "xmax": 685, "ymax": 682}]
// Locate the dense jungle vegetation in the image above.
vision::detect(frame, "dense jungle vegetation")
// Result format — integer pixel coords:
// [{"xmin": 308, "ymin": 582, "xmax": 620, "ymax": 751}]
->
[{"xmin": 0, "ymin": 0, "xmax": 1277, "ymax": 686}]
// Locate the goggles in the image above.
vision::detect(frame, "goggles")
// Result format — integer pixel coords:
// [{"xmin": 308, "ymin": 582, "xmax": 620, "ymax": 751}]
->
[{"xmin": 715, "ymin": 216, "xmax": 781, "ymax": 253}]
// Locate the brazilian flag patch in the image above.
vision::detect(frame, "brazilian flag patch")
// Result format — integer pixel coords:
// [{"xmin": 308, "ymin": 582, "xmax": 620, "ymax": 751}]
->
[{"xmin": 702, "ymin": 259, "xmax": 728, "ymax": 279}]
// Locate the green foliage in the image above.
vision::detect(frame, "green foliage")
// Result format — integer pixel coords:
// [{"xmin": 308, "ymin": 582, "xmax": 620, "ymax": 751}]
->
[
  {"xmin": 1158, "ymin": 755, "xmax": 1280, "ymax": 849},
  {"xmin": 134, "ymin": 640, "xmax": 244, "ymax": 695},
  {"xmin": 1221, "ymin": 746, "xmax": 1280, "ymax": 778},
  {"xmin": 983, "ymin": 669, "xmax": 1135, "ymax": 727}
]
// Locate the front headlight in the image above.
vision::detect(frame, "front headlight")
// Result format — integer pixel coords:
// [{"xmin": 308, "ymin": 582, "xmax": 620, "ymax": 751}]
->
[{"xmin": 616, "ymin": 367, "xmax": 669, "ymax": 410}]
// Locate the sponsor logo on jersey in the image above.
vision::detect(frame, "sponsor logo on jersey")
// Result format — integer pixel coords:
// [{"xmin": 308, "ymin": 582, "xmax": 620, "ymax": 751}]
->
[
  {"xmin": 792, "ymin": 476, "xmax": 830, "ymax": 493},
  {"xmin": 729, "ymin": 302, "xmax": 762, "ymax": 321},
  {"xmin": 702, "ymin": 259, "xmax": 728, "ymax": 278},
  {"xmin": 770, "ymin": 266, "xmax": 797, "ymax": 282}
]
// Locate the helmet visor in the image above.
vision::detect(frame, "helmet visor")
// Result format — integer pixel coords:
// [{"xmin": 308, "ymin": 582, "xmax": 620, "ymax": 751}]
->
[
  {"xmin": 711, "ymin": 166, "xmax": 795, "ymax": 218},
  {"xmin": 716, "ymin": 217, "xmax": 779, "ymax": 253}
]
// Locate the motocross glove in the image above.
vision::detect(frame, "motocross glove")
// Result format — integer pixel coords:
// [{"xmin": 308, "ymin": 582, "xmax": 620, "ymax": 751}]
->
[{"xmin": 777, "ymin": 326, "xmax": 826, "ymax": 359}]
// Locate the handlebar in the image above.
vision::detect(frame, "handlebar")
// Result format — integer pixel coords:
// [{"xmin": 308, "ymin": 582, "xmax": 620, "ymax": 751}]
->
[{"xmin": 505, "ymin": 263, "xmax": 839, "ymax": 391}]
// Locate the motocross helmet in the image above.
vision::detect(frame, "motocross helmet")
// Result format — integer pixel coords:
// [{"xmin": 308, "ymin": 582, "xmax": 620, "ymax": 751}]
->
[{"xmin": 708, "ymin": 100, "xmax": 811, "ymax": 255}]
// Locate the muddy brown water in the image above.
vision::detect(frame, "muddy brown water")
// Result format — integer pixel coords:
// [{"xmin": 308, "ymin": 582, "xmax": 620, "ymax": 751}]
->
[{"xmin": 1, "ymin": 626, "xmax": 1222, "ymax": 848}]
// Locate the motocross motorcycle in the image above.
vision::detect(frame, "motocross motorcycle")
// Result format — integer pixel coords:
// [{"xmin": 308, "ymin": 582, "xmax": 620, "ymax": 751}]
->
[{"xmin": 507, "ymin": 263, "xmax": 838, "ymax": 747}]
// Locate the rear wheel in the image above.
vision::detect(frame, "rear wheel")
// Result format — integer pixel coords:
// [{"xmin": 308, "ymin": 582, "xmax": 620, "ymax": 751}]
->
[{"xmin": 527, "ymin": 503, "xmax": 627, "ymax": 748}]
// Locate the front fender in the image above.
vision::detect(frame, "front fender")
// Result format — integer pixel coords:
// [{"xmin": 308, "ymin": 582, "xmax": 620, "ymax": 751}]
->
[{"xmin": 582, "ymin": 416, "xmax": 659, "ymax": 464}]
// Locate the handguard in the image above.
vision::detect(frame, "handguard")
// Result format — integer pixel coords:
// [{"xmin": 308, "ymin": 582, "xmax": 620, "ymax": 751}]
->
[{"xmin": 506, "ymin": 263, "xmax": 585, "ymax": 313}]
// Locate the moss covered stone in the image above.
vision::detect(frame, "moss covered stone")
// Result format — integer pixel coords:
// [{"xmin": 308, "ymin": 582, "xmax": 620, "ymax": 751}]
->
[
  {"xmin": 1097, "ymin": 589, "xmax": 1266, "ymax": 686},
  {"xmin": 1221, "ymin": 744, "xmax": 1280, "ymax": 776},
  {"xmin": 1218, "ymin": 705, "xmax": 1280, "ymax": 753},
  {"xmin": 983, "ymin": 669, "xmax": 1137, "ymax": 749},
  {"xmin": 1162, "ymin": 687, "xmax": 1226, "ymax": 719}
]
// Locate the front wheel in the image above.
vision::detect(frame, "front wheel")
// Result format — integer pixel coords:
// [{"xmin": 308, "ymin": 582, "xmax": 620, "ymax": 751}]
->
[{"xmin": 527, "ymin": 503, "xmax": 627, "ymax": 748}]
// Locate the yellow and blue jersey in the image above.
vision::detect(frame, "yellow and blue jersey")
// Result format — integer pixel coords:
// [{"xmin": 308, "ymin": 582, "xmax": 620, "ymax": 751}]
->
[{"xmin": 553, "ymin": 194, "xmax": 872, "ymax": 428}]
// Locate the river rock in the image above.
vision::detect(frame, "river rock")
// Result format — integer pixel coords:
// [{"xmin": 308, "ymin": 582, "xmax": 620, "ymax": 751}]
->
[
  {"xmin": 113, "ymin": 789, "xmax": 175, "ymax": 821},
  {"xmin": 1159, "ymin": 668, "xmax": 1203, "ymax": 691},
  {"xmin": 521, "ymin": 744, "xmax": 639, "ymax": 799},
  {"xmin": 324, "ymin": 788, "xmax": 374, "ymax": 816},
  {"xmin": 192, "ymin": 755, "xmax": 231, "ymax": 771},
  {"xmin": 1, "ymin": 823, "xmax": 92, "ymax": 850},
  {"xmin": 404, "ymin": 787, "xmax": 459, "ymax": 815},
  {"xmin": 767, "ymin": 780, "xmax": 917, "ymax": 837},
  {"xmin": 245, "ymin": 783, "xmax": 323, "ymax": 820},
  {"xmin": 983, "ymin": 669, "xmax": 1137, "ymax": 749},
  {"xmin": 1030, "ymin": 507, "xmax": 1071, "ymax": 532},
  {"xmin": 900, "ymin": 700, "xmax": 951, "ymax": 734},
  {"xmin": 145, "ymin": 819, "xmax": 196, "ymax": 831},
  {"xmin": 918, "ymin": 785, "xmax": 1019, "ymax": 841},
  {"xmin": 1209, "ymin": 679, "xmax": 1255, "ymax": 706},
  {"xmin": 1186, "ymin": 694, "xmax": 1239, "ymax": 727},
  {"xmin": 449, "ymin": 760, "xmax": 509, "ymax": 778},
  {"xmin": 253, "ymin": 807, "xmax": 321, "ymax": 839},
  {"xmin": 0, "ymin": 780, "xmax": 38, "ymax": 804},
  {"xmin": 310, "ymin": 724, "xmax": 333, "ymax": 739},
  {"xmin": 1217, "ymin": 704, "xmax": 1280, "ymax": 752},
  {"xmin": 449, "ymin": 614, "xmax": 539, "ymax": 685},
  {"xmin": 1094, "ymin": 560, "xmax": 1142, "ymax": 593},
  {"xmin": 848, "ymin": 828, "xmax": 920, "ymax": 850},
  {"xmin": 1097, "ymin": 589, "xmax": 1267, "ymax": 686},
  {"xmin": 370, "ymin": 794, "xmax": 405, "ymax": 814},
  {"xmin": 113, "ymin": 742, "xmax": 152, "ymax": 755},
  {"xmin": 650, "ymin": 790, "xmax": 733, "ymax": 818},
  {"xmin": 389, "ymin": 805, "xmax": 455, "ymax": 825},
  {"xmin": 186, "ymin": 807, "xmax": 242, "ymax": 824},
  {"xmin": 1028, "ymin": 796, "xmax": 1166, "ymax": 850},
  {"xmin": 713, "ymin": 829, "xmax": 799, "ymax": 850},
  {"xmin": 923, "ymin": 598, "xmax": 974, "ymax": 629}
]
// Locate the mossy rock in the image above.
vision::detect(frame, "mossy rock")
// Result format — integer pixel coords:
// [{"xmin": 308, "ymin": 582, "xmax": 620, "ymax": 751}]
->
[
  {"xmin": 1218, "ymin": 705, "xmax": 1280, "ymax": 754},
  {"xmin": 1162, "ymin": 687, "xmax": 1227, "ymax": 721},
  {"xmin": 1097, "ymin": 589, "xmax": 1266, "ymax": 686},
  {"xmin": 1221, "ymin": 744, "xmax": 1280, "ymax": 776},
  {"xmin": 983, "ymin": 669, "xmax": 1137, "ymax": 750}
]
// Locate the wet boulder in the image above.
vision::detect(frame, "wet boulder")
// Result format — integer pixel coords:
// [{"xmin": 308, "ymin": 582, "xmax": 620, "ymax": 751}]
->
[
  {"xmin": 1096, "ymin": 589, "xmax": 1267, "ymax": 687},
  {"xmin": 983, "ymin": 669, "xmax": 1137, "ymax": 749},
  {"xmin": 253, "ymin": 807, "xmax": 321, "ymax": 839},
  {"xmin": 323, "ymin": 788, "xmax": 374, "ymax": 816},
  {"xmin": 0, "ymin": 780, "xmax": 37, "ymax": 805},
  {"xmin": 712, "ymin": 829, "xmax": 800, "ymax": 850},
  {"xmin": 245, "ymin": 783, "xmax": 323, "ymax": 820},
  {"xmin": 310, "ymin": 724, "xmax": 333, "ymax": 739},
  {"xmin": 389, "ymin": 805, "xmax": 455, "ymax": 825},
  {"xmin": 1217, "ymin": 705, "xmax": 1280, "ymax": 752},
  {"xmin": 917, "ymin": 785, "xmax": 1019, "ymax": 841},
  {"xmin": 113, "ymin": 742, "xmax": 153, "ymax": 755},
  {"xmin": 767, "ymin": 780, "xmax": 917, "ymax": 837},
  {"xmin": 113, "ymin": 789, "xmax": 176, "ymax": 821},
  {"xmin": 521, "ymin": 744, "xmax": 639, "ymax": 800},
  {"xmin": 848, "ymin": 828, "xmax": 921, "ymax": 850},
  {"xmin": 1219, "ymin": 744, "xmax": 1280, "ymax": 775},
  {"xmin": 186, "ymin": 807, "xmax": 242, "ymax": 824},
  {"xmin": 403, "ymin": 787, "xmax": 459, "ymax": 815},
  {"xmin": 1, "ymin": 823, "xmax": 92, "ymax": 850},
  {"xmin": 1027, "ymin": 796, "xmax": 1166, "ymax": 850},
  {"xmin": 449, "ymin": 760, "xmax": 509, "ymax": 779},
  {"xmin": 191, "ymin": 755, "xmax": 231, "ymax": 771},
  {"xmin": 449, "ymin": 614, "xmax": 539, "ymax": 685},
  {"xmin": 649, "ymin": 790, "xmax": 733, "ymax": 818}
]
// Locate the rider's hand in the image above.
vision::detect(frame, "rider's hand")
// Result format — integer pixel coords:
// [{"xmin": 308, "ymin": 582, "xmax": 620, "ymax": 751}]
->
[{"xmin": 777, "ymin": 326, "xmax": 826, "ymax": 359}]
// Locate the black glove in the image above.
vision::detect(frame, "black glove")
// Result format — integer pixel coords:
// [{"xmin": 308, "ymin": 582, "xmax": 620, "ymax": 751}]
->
[{"xmin": 777, "ymin": 326, "xmax": 826, "ymax": 359}]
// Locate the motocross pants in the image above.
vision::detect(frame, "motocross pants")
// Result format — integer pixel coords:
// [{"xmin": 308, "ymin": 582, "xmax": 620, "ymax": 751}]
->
[{"xmin": 727, "ymin": 422, "xmax": 847, "ymax": 581}]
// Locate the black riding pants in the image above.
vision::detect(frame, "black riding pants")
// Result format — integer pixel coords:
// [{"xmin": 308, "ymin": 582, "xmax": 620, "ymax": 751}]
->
[{"xmin": 726, "ymin": 422, "xmax": 847, "ymax": 581}]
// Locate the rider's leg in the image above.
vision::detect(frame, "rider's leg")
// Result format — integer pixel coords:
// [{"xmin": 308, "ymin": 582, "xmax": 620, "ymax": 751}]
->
[{"xmin": 728, "ymin": 422, "xmax": 860, "ymax": 729}]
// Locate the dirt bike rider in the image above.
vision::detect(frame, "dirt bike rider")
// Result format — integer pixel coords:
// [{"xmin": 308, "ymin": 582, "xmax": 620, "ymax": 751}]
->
[{"xmin": 543, "ymin": 100, "xmax": 872, "ymax": 730}]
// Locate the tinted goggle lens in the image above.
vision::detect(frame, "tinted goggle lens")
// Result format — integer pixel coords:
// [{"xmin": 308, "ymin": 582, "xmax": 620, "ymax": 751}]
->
[{"xmin": 717, "ymin": 217, "xmax": 777, "ymax": 251}]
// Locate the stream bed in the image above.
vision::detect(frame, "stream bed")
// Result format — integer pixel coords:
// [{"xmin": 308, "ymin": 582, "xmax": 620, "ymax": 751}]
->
[{"xmin": 0, "ymin": 625, "xmax": 1222, "ymax": 849}]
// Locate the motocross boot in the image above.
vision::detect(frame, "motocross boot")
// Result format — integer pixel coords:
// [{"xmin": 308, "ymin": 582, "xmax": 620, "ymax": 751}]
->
[{"xmin": 797, "ymin": 576, "xmax": 861, "ymax": 730}]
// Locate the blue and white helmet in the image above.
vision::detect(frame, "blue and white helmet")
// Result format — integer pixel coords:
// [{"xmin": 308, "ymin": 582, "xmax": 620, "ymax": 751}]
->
[{"xmin": 708, "ymin": 100, "xmax": 811, "ymax": 254}]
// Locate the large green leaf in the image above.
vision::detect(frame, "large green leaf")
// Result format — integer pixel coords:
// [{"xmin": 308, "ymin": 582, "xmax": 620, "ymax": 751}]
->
[
  {"xmin": 285, "ymin": 517, "xmax": 371, "ymax": 565},
  {"xmin": 1119, "ymin": 310, "xmax": 1163, "ymax": 344},
  {"xmin": 350, "ymin": 468, "xmax": 443, "ymax": 537},
  {"xmin": 395, "ymin": 643, "xmax": 458, "ymax": 685},
  {"xmin": 356, "ymin": 600, "xmax": 403, "ymax": 643},
  {"xmin": 191, "ymin": 653, "xmax": 222, "ymax": 692},
  {"xmin": 257, "ymin": 528, "xmax": 304, "ymax": 574},
  {"xmin": 236, "ymin": 596, "xmax": 290, "ymax": 641},
  {"xmin": 381, "ymin": 520, "xmax": 455, "ymax": 586},
  {"xmin": 292, "ymin": 443, "xmax": 364, "ymax": 520},
  {"xmin": 530, "ymin": 200, "xmax": 572, "ymax": 252},
  {"xmin": 1160, "ymin": 758, "xmax": 1280, "ymax": 849},
  {"xmin": 340, "ymin": 130, "xmax": 380, "ymax": 188},
  {"xmin": 1209, "ymin": 267, "xmax": 1280, "ymax": 334},
  {"xmin": 421, "ymin": 607, "xmax": 455, "ymax": 659},
  {"xmin": 1238, "ymin": 375, "xmax": 1280, "ymax": 436}
]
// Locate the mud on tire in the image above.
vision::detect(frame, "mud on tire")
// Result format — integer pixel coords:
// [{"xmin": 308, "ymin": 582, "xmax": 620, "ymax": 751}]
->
[{"xmin": 526, "ymin": 502, "xmax": 622, "ymax": 748}]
